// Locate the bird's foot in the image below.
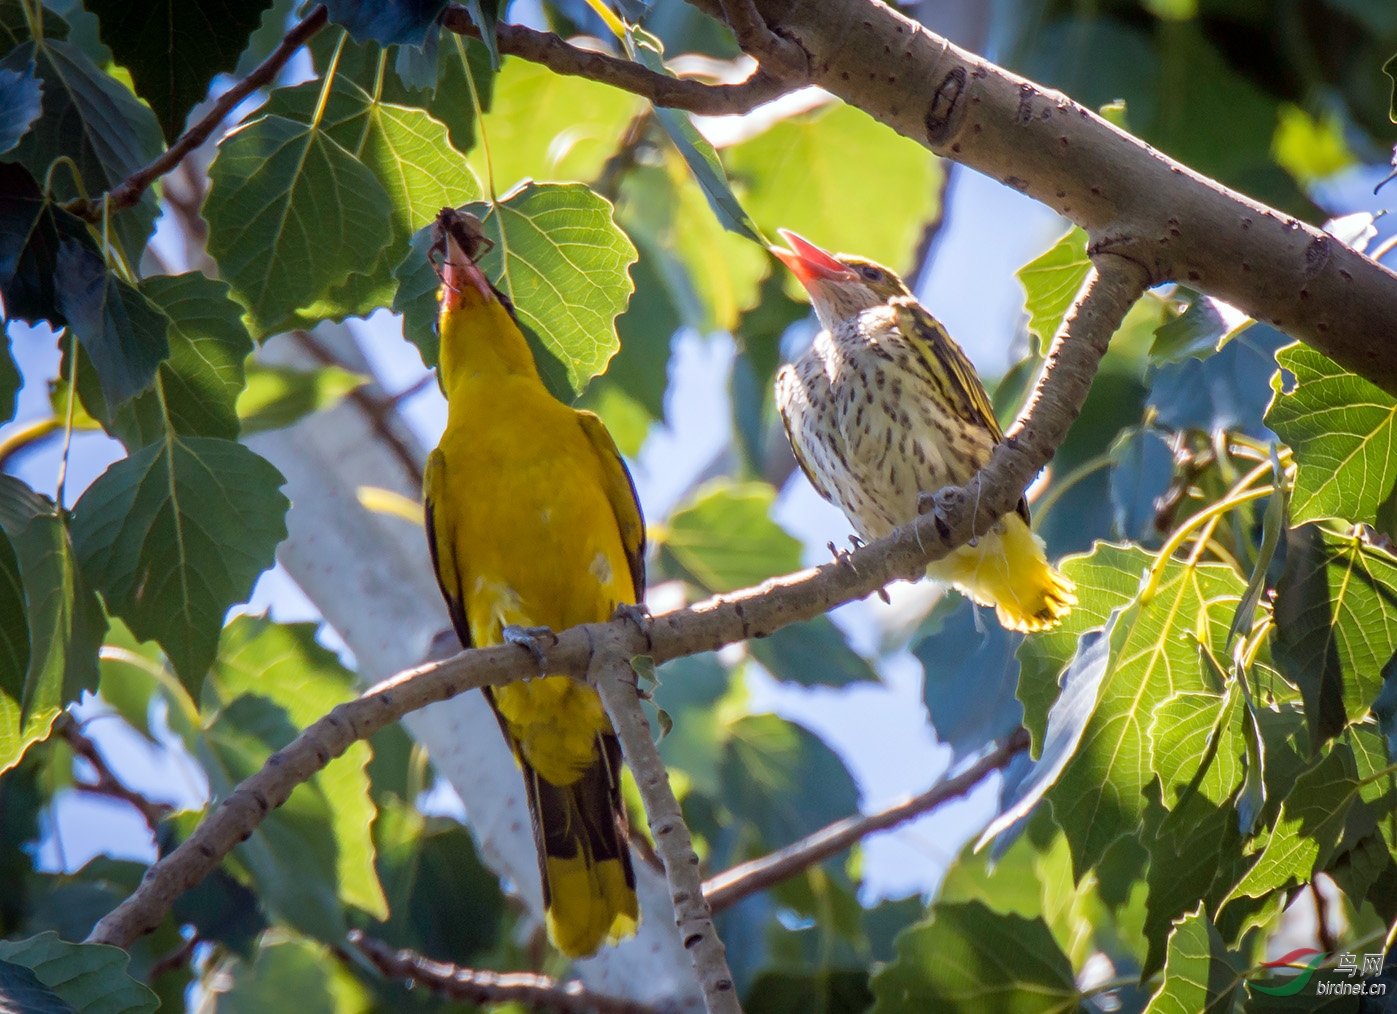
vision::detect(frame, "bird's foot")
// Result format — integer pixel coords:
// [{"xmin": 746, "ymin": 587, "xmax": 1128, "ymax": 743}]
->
[
  {"xmin": 917, "ymin": 489, "xmax": 957, "ymax": 543},
  {"xmin": 611, "ymin": 603, "xmax": 653, "ymax": 647},
  {"xmin": 502, "ymin": 624, "xmax": 557, "ymax": 672}
]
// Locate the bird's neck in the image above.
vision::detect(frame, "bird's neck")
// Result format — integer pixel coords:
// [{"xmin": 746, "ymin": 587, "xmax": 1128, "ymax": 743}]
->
[{"xmin": 437, "ymin": 286, "xmax": 541, "ymax": 395}]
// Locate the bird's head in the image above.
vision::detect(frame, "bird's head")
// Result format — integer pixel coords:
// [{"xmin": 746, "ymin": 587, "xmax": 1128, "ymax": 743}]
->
[
  {"xmin": 431, "ymin": 207, "xmax": 495, "ymax": 309},
  {"xmin": 770, "ymin": 229, "xmax": 913, "ymax": 330}
]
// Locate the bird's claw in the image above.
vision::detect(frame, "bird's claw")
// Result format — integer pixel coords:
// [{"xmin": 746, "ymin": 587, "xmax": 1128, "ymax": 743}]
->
[
  {"xmin": 827, "ymin": 541, "xmax": 857, "ymax": 569},
  {"xmin": 612, "ymin": 602, "xmax": 652, "ymax": 642},
  {"xmin": 502, "ymin": 624, "xmax": 557, "ymax": 672}
]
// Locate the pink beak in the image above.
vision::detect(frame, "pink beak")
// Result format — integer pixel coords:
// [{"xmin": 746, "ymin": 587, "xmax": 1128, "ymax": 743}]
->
[{"xmin": 770, "ymin": 229, "xmax": 856, "ymax": 288}]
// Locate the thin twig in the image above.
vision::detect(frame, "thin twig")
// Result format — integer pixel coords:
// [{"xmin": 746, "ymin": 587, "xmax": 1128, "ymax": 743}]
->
[
  {"xmin": 55, "ymin": 714, "xmax": 172, "ymax": 833},
  {"xmin": 590, "ymin": 654, "xmax": 740, "ymax": 1014},
  {"xmin": 440, "ymin": 4, "xmax": 797, "ymax": 114},
  {"xmin": 349, "ymin": 931, "xmax": 667, "ymax": 1014},
  {"xmin": 73, "ymin": 5, "xmax": 329, "ymax": 220},
  {"xmin": 146, "ymin": 933, "xmax": 198, "ymax": 982},
  {"xmin": 86, "ymin": 259, "xmax": 1145, "ymax": 951},
  {"xmin": 288, "ymin": 330, "xmax": 424, "ymax": 491},
  {"xmin": 702, "ymin": 727, "xmax": 1030, "ymax": 913}
]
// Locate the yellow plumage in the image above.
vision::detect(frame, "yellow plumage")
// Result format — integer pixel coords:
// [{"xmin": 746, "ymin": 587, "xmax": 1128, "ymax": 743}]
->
[
  {"xmin": 771, "ymin": 230, "xmax": 1074, "ymax": 632},
  {"xmin": 423, "ymin": 209, "xmax": 641, "ymax": 957}
]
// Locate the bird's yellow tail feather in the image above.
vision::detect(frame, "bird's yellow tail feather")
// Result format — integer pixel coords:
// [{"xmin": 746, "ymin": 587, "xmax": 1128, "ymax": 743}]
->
[
  {"xmin": 927, "ymin": 512, "xmax": 1076, "ymax": 633},
  {"xmin": 544, "ymin": 854, "xmax": 641, "ymax": 958}
]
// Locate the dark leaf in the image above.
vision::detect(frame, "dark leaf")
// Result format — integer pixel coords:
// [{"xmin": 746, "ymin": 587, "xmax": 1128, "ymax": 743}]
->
[
  {"xmin": 1272, "ymin": 524, "xmax": 1397, "ymax": 746},
  {"xmin": 0, "ymin": 959, "xmax": 77, "ymax": 1014},
  {"xmin": 915, "ymin": 599, "xmax": 1024, "ymax": 758},
  {"xmin": 1, "ymin": 38, "xmax": 162, "ymax": 264},
  {"xmin": 53, "ymin": 241, "xmax": 169, "ymax": 407},
  {"xmin": 1147, "ymin": 321, "xmax": 1286, "ymax": 438},
  {"xmin": 86, "ymin": 0, "xmax": 273, "ymax": 141},
  {"xmin": 868, "ymin": 901, "xmax": 1079, "ymax": 1014},
  {"xmin": 749, "ymin": 616, "xmax": 879, "ymax": 688},
  {"xmin": 0, "ymin": 932, "xmax": 157, "ymax": 1014},
  {"xmin": 0, "ymin": 60, "xmax": 42, "ymax": 154},
  {"xmin": 0, "ymin": 162, "xmax": 102, "ymax": 329},
  {"xmin": 0, "ymin": 526, "xmax": 28, "ymax": 716},
  {"xmin": 322, "ymin": 0, "xmax": 447, "ymax": 47}
]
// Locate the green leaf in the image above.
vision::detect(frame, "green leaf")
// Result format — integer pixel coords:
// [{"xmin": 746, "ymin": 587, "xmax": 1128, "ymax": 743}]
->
[
  {"xmin": 1272, "ymin": 524, "xmax": 1397, "ymax": 744},
  {"xmin": 725, "ymin": 101, "xmax": 943, "ymax": 277},
  {"xmin": 1043, "ymin": 550, "xmax": 1246, "ymax": 876},
  {"xmin": 69, "ymin": 437, "xmax": 289, "ymax": 691},
  {"xmin": 469, "ymin": 57, "xmax": 640, "ymax": 193},
  {"xmin": 615, "ymin": 150, "xmax": 767, "ymax": 334},
  {"xmin": 0, "ymin": 339, "xmax": 17, "ymax": 423},
  {"xmin": 1148, "ymin": 689, "xmax": 1241, "ymax": 810},
  {"xmin": 748, "ymin": 616, "xmax": 878, "ymax": 688},
  {"xmin": 746, "ymin": 970, "xmax": 872, "ymax": 1014},
  {"xmin": 0, "ymin": 476, "xmax": 107, "ymax": 773},
  {"xmin": 1018, "ymin": 227, "xmax": 1091, "ymax": 347},
  {"xmin": 657, "ymin": 479, "xmax": 802, "ymax": 594},
  {"xmin": 206, "ymin": 932, "xmax": 372, "ymax": 1013},
  {"xmin": 204, "ymin": 114, "xmax": 393, "ymax": 337},
  {"xmin": 623, "ymin": 26, "xmax": 764, "ymax": 243},
  {"xmin": 370, "ymin": 794, "xmax": 505, "ymax": 960},
  {"xmin": 476, "ymin": 183, "xmax": 638, "ymax": 395},
  {"xmin": 653, "ymin": 653, "xmax": 731, "ymax": 795},
  {"xmin": 868, "ymin": 901, "xmax": 1080, "ymax": 1014},
  {"xmin": 1149, "ymin": 292, "xmax": 1243, "ymax": 364},
  {"xmin": 211, "ymin": 616, "xmax": 387, "ymax": 921},
  {"xmin": 54, "ymin": 243, "xmax": 170, "ymax": 408},
  {"xmin": 1, "ymin": 37, "xmax": 162, "ymax": 263},
  {"xmin": 0, "ymin": 959, "xmax": 78, "ymax": 1014},
  {"xmin": 395, "ymin": 182, "xmax": 640, "ymax": 396},
  {"xmin": 89, "ymin": 273, "xmax": 254, "ymax": 449},
  {"xmin": 720, "ymin": 713, "xmax": 859, "ymax": 849},
  {"xmin": 86, "ymin": 0, "xmax": 273, "ymax": 141},
  {"xmin": 462, "ymin": 0, "xmax": 499, "ymax": 69},
  {"xmin": 1265, "ymin": 343, "xmax": 1397, "ymax": 527},
  {"xmin": 1271, "ymin": 104, "xmax": 1356, "ymax": 185},
  {"xmin": 263, "ymin": 77, "xmax": 481, "ymax": 324},
  {"xmin": 95, "ymin": 619, "xmax": 160, "ymax": 741},
  {"xmin": 1224, "ymin": 743, "xmax": 1362, "ymax": 903},
  {"xmin": 1142, "ymin": 907, "xmax": 1236, "ymax": 1014},
  {"xmin": 0, "ymin": 527, "xmax": 27, "ymax": 706},
  {"xmin": 0, "ymin": 932, "xmax": 157, "ymax": 1014},
  {"xmin": 236, "ymin": 362, "xmax": 366, "ymax": 435},
  {"xmin": 200, "ymin": 694, "xmax": 347, "ymax": 942}
]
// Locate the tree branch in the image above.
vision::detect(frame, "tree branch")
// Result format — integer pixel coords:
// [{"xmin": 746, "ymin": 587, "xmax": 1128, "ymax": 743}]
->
[
  {"xmin": 702, "ymin": 727, "xmax": 1030, "ymax": 913},
  {"xmin": 590, "ymin": 654, "xmax": 740, "ymax": 1014},
  {"xmin": 55, "ymin": 713, "xmax": 172, "ymax": 833},
  {"xmin": 712, "ymin": 0, "xmax": 807, "ymax": 81},
  {"xmin": 439, "ymin": 4, "xmax": 797, "ymax": 115},
  {"xmin": 86, "ymin": 259, "xmax": 1144, "ymax": 950},
  {"xmin": 684, "ymin": 0, "xmax": 1397, "ymax": 396},
  {"xmin": 348, "ymin": 931, "xmax": 669, "ymax": 1014},
  {"xmin": 73, "ymin": 6, "xmax": 328, "ymax": 221}
]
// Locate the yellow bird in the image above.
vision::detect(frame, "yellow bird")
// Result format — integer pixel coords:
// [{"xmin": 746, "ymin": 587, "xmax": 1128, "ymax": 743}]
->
[
  {"xmin": 772, "ymin": 230, "xmax": 1075, "ymax": 632},
  {"xmin": 423, "ymin": 208, "xmax": 642, "ymax": 957}
]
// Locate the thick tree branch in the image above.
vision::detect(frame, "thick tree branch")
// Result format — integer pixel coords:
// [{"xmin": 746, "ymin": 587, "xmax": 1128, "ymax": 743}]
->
[
  {"xmin": 86, "ymin": 259, "xmax": 1143, "ymax": 950},
  {"xmin": 440, "ymin": 4, "xmax": 797, "ymax": 114},
  {"xmin": 702, "ymin": 727, "xmax": 1030, "ymax": 913},
  {"xmin": 680, "ymin": 0, "xmax": 1397, "ymax": 395},
  {"xmin": 74, "ymin": 6, "xmax": 328, "ymax": 220},
  {"xmin": 590, "ymin": 655, "xmax": 739, "ymax": 1014},
  {"xmin": 348, "ymin": 931, "xmax": 667, "ymax": 1014}
]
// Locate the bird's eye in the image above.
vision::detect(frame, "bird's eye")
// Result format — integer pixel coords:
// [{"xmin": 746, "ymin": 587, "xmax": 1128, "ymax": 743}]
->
[{"xmin": 860, "ymin": 266, "xmax": 882, "ymax": 282}]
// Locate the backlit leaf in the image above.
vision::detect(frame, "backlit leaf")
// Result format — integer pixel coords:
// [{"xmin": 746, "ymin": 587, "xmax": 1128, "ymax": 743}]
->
[
  {"xmin": 204, "ymin": 114, "xmax": 392, "ymax": 337},
  {"xmin": 1018, "ymin": 228, "xmax": 1090, "ymax": 347},
  {"xmin": 1266, "ymin": 343, "xmax": 1397, "ymax": 527}
]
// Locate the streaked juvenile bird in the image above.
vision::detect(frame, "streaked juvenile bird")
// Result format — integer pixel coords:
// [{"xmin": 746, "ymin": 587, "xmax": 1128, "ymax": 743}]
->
[
  {"xmin": 423, "ymin": 208, "xmax": 642, "ymax": 957},
  {"xmin": 772, "ymin": 230, "xmax": 1075, "ymax": 632}
]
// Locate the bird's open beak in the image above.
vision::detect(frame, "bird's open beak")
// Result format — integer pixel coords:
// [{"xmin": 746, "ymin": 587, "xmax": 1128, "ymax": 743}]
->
[{"xmin": 770, "ymin": 229, "xmax": 857, "ymax": 288}]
